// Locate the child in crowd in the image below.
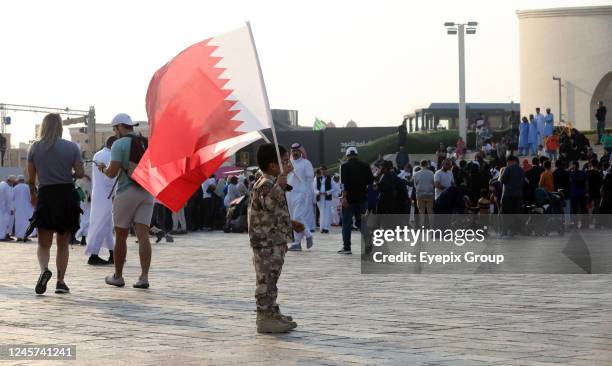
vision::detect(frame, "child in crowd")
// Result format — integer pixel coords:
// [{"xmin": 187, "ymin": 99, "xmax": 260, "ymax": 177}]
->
[{"xmin": 248, "ymin": 143, "xmax": 302, "ymax": 333}]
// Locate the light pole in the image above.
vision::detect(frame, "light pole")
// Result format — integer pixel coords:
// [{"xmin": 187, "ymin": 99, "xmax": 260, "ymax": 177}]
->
[
  {"xmin": 445, "ymin": 21, "xmax": 478, "ymax": 143},
  {"xmin": 552, "ymin": 76, "xmax": 562, "ymax": 122}
]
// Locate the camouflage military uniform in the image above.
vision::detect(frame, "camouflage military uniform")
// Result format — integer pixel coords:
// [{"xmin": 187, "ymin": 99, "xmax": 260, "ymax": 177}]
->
[{"xmin": 249, "ymin": 173, "xmax": 292, "ymax": 315}]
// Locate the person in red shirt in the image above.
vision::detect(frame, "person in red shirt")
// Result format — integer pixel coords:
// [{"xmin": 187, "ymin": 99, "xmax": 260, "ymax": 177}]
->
[{"xmin": 545, "ymin": 133, "xmax": 560, "ymax": 161}]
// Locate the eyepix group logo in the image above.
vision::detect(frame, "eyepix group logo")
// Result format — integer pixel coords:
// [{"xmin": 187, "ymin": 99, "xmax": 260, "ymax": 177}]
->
[{"xmin": 371, "ymin": 226, "xmax": 487, "ymax": 247}]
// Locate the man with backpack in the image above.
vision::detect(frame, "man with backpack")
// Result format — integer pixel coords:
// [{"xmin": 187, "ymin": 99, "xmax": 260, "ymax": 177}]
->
[{"xmin": 97, "ymin": 113, "xmax": 153, "ymax": 289}]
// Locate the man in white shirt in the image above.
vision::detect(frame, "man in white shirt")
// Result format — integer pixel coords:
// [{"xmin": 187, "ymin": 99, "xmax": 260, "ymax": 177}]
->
[
  {"xmin": 397, "ymin": 164, "xmax": 412, "ymax": 181},
  {"xmin": 202, "ymin": 175, "xmax": 216, "ymax": 199},
  {"xmin": 413, "ymin": 160, "xmax": 435, "ymax": 226},
  {"xmin": 287, "ymin": 143, "xmax": 315, "ymax": 251},
  {"xmin": 85, "ymin": 137, "xmax": 116, "ymax": 265},
  {"xmin": 13, "ymin": 175, "xmax": 34, "ymax": 241},
  {"xmin": 434, "ymin": 159, "xmax": 455, "ymax": 200},
  {"xmin": 0, "ymin": 177, "xmax": 15, "ymax": 241},
  {"xmin": 6, "ymin": 175, "xmax": 16, "ymax": 239}
]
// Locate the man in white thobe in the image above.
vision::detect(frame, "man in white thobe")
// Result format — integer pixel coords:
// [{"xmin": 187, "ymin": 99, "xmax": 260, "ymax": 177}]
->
[
  {"xmin": 85, "ymin": 137, "xmax": 116, "ymax": 265},
  {"xmin": 287, "ymin": 143, "xmax": 315, "ymax": 251},
  {"xmin": 313, "ymin": 166, "xmax": 335, "ymax": 233},
  {"xmin": 6, "ymin": 175, "xmax": 16, "ymax": 238},
  {"xmin": 0, "ymin": 178, "xmax": 14, "ymax": 241},
  {"xmin": 13, "ymin": 176, "xmax": 34, "ymax": 241}
]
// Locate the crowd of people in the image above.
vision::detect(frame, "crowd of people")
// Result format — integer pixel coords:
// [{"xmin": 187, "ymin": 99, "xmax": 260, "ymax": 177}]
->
[
  {"xmin": 0, "ymin": 175, "xmax": 37, "ymax": 242},
  {"xmin": 5, "ymin": 106, "xmax": 609, "ymax": 333},
  {"xmin": 372, "ymin": 152, "xmax": 612, "ymax": 223},
  {"xmin": 369, "ymin": 111, "xmax": 612, "ymax": 236},
  {"xmin": 143, "ymin": 143, "xmax": 345, "ymax": 246}
]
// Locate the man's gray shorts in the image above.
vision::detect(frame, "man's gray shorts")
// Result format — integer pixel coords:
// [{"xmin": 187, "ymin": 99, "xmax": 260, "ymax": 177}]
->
[{"xmin": 112, "ymin": 185, "xmax": 154, "ymax": 229}]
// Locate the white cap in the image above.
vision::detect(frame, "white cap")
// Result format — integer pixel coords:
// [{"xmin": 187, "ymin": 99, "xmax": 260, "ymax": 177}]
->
[
  {"xmin": 345, "ymin": 146, "xmax": 358, "ymax": 156},
  {"xmin": 111, "ymin": 113, "xmax": 138, "ymax": 127}
]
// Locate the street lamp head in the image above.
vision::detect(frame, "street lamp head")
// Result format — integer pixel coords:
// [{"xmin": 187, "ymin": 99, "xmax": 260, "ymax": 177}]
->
[
  {"xmin": 466, "ymin": 28, "xmax": 476, "ymax": 34},
  {"xmin": 467, "ymin": 21, "xmax": 478, "ymax": 27},
  {"xmin": 444, "ymin": 22, "xmax": 455, "ymax": 27},
  {"xmin": 447, "ymin": 28, "xmax": 458, "ymax": 35}
]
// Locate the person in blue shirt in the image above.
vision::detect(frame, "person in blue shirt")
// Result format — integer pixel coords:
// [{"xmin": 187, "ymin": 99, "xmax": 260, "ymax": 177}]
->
[
  {"xmin": 535, "ymin": 107, "xmax": 546, "ymax": 142},
  {"xmin": 544, "ymin": 108, "xmax": 554, "ymax": 138},
  {"xmin": 518, "ymin": 116, "xmax": 530, "ymax": 156},
  {"xmin": 528, "ymin": 114, "xmax": 539, "ymax": 156}
]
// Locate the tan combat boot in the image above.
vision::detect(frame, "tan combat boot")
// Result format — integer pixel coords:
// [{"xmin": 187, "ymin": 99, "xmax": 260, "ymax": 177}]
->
[
  {"xmin": 256, "ymin": 311, "xmax": 297, "ymax": 333},
  {"xmin": 273, "ymin": 305, "xmax": 294, "ymax": 322}
]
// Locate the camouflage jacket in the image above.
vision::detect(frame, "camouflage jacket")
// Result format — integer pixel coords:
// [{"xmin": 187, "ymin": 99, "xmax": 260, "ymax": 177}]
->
[{"xmin": 248, "ymin": 174, "xmax": 293, "ymax": 248}]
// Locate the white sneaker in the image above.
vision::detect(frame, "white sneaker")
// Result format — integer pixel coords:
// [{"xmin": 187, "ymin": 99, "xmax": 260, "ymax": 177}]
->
[{"xmin": 105, "ymin": 274, "xmax": 125, "ymax": 287}]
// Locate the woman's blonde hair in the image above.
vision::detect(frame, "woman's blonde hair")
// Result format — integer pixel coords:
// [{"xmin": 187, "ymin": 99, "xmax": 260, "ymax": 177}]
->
[{"xmin": 38, "ymin": 113, "xmax": 63, "ymax": 150}]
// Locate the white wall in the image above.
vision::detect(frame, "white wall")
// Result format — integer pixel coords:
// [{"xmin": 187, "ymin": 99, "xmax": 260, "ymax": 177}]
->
[{"xmin": 518, "ymin": 6, "xmax": 612, "ymax": 130}]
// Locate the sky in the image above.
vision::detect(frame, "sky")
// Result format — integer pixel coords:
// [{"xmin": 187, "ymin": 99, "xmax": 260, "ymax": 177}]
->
[{"xmin": 1, "ymin": 0, "xmax": 611, "ymax": 146}]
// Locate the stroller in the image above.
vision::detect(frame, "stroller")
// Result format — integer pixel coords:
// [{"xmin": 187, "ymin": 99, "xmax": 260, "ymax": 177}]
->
[
  {"xmin": 223, "ymin": 195, "xmax": 249, "ymax": 233},
  {"xmin": 524, "ymin": 188, "xmax": 565, "ymax": 236}
]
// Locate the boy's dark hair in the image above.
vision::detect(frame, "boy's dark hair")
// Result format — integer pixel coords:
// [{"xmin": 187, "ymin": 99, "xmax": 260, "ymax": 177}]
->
[
  {"xmin": 543, "ymin": 160, "xmax": 551, "ymax": 169},
  {"xmin": 256, "ymin": 143, "xmax": 287, "ymax": 172},
  {"xmin": 480, "ymin": 188, "xmax": 489, "ymax": 196},
  {"xmin": 105, "ymin": 136, "xmax": 118, "ymax": 148}
]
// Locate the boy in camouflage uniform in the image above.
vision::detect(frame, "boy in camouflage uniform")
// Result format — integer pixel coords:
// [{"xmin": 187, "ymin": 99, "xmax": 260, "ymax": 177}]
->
[{"xmin": 249, "ymin": 143, "xmax": 304, "ymax": 333}]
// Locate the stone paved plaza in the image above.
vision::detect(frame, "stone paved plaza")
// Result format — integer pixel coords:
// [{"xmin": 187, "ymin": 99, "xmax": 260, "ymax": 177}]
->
[{"xmin": 1, "ymin": 229, "xmax": 612, "ymax": 365}]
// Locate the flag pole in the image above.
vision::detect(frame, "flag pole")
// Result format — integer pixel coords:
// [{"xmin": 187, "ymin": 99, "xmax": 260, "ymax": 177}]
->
[{"xmin": 246, "ymin": 21, "xmax": 283, "ymax": 173}]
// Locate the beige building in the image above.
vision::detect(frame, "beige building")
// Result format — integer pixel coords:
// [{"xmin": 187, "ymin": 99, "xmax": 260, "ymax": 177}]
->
[
  {"xmin": 517, "ymin": 6, "xmax": 612, "ymax": 130},
  {"xmin": 69, "ymin": 121, "xmax": 150, "ymax": 158}
]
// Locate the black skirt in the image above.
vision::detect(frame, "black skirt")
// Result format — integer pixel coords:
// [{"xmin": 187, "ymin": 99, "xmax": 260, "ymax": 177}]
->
[{"xmin": 30, "ymin": 183, "xmax": 82, "ymax": 235}]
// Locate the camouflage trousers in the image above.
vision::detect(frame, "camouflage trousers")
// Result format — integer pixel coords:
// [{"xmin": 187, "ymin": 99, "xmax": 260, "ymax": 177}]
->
[{"xmin": 252, "ymin": 245, "xmax": 286, "ymax": 315}]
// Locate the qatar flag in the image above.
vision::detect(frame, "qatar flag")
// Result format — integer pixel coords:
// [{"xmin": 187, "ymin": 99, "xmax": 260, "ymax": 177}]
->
[{"xmin": 132, "ymin": 23, "xmax": 273, "ymax": 212}]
